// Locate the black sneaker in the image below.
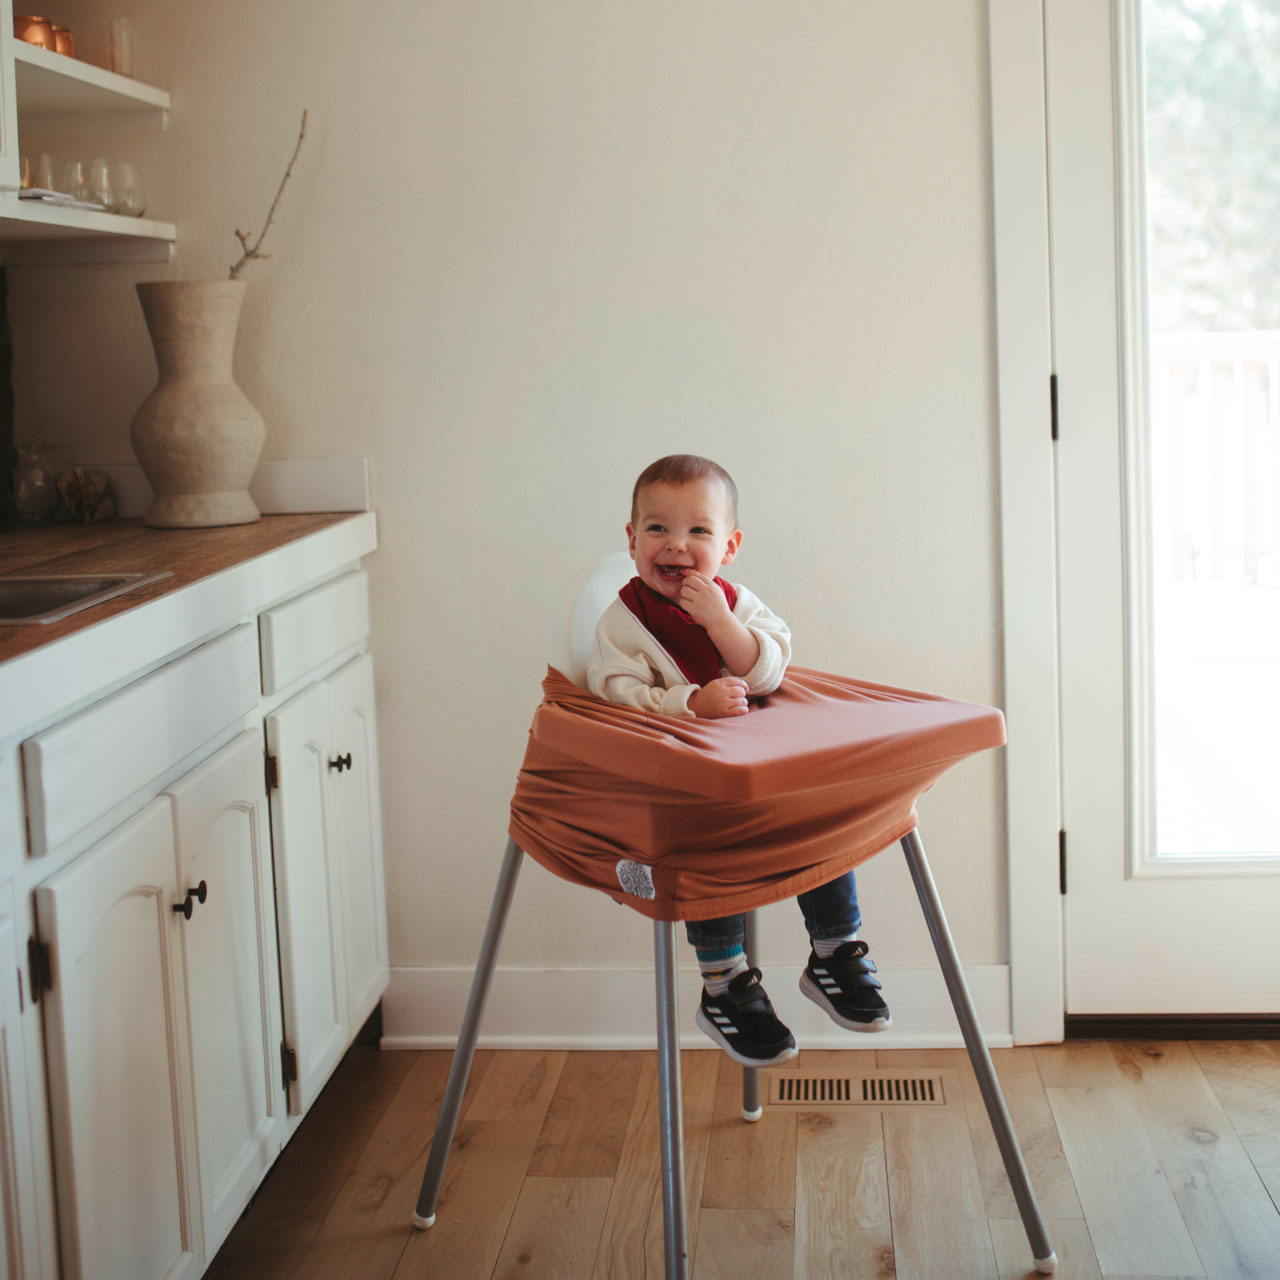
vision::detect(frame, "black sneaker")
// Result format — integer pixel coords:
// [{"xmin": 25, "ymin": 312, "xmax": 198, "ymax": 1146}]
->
[
  {"xmin": 799, "ymin": 940, "xmax": 891, "ymax": 1031},
  {"xmin": 695, "ymin": 967, "xmax": 799, "ymax": 1067}
]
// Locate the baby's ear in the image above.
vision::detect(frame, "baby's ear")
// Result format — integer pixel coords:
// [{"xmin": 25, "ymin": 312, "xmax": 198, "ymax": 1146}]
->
[{"xmin": 721, "ymin": 529, "xmax": 744, "ymax": 564}]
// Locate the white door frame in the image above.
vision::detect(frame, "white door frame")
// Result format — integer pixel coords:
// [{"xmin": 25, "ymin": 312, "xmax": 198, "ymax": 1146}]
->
[{"xmin": 987, "ymin": 0, "xmax": 1065, "ymax": 1043}]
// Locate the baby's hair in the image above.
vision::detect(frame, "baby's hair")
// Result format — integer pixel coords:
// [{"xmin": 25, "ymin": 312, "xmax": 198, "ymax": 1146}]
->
[{"xmin": 631, "ymin": 454, "xmax": 739, "ymax": 526}]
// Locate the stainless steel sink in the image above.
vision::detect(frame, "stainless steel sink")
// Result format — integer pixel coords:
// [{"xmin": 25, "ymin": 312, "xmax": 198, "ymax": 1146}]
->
[{"xmin": 0, "ymin": 571, "xmax": 173, "ymax": 625}]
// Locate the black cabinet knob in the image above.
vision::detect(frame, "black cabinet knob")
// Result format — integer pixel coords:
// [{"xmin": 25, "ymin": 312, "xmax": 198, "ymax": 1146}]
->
[
  {"xmin": 328, "ymin": 752, "xmax": 353, "ymax": 773},
  {"xmin": 172, "ymin": 880, "xmax": 209, "ymax": 920}
]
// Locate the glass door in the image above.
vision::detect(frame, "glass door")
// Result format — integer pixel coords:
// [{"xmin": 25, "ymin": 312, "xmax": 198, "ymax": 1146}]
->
[{"xmin": 1049, "ymin": 0, "xmax": 1280, "ymax": 1013}]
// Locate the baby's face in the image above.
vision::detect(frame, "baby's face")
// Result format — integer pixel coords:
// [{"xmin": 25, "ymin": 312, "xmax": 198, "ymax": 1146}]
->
[{"xmin": 627, "ymin": 479, "xmax": 742, "ymax": 602}]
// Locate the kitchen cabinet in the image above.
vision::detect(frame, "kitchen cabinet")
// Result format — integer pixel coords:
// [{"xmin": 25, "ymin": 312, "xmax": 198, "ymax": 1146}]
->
[
  {"xmin": 0, "ymin": 3, "xmax": 175, "ymax": 264},
  {"xmin": 265, "ymin": 651, "xmax": 388, "ymax": 1117},
  {"xmin": 0, "ymin": 884, "xmax": 38, "ymax": 1280},
  {"xmin": 166, "ymin": 730, "xmax": 287, "ymax": 1263},
  {"xmin": 34, "ymin": 798, "xmax": 204, "ymax": 1280}
]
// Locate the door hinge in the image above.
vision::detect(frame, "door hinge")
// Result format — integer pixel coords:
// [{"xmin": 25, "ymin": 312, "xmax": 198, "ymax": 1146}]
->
[
  {"xmin": 27, "ymin": 937, "xmax": 52, "ymax": 1001},
  {"xmin": 1050, "ymin": 373, "xmax": 1059, "ymax": 441},
  {"xmin": 265, "ymin": 753, "xmax": 280, "ymax": 793},
  {"xmin": 281, "ymin": 1041, "xmax": 298, "ymax": 1086},
  {"xmin": 1058, "ymin": 829, "xmax": 1067, "ymax": 895}
]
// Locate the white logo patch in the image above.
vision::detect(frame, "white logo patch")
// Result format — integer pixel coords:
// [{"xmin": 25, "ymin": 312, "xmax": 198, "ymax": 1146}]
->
[{"xmin": 616, "ymin": 859, "xmax": 656, "ymax": 899}]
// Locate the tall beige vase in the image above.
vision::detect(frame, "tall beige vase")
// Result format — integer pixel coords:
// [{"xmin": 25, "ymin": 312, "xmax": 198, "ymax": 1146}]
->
[{"xmin": 130, "ymin": 280, "xmax": 265, "ymax": 528}]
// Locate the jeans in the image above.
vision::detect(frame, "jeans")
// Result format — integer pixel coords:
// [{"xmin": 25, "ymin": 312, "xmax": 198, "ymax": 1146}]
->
[{"xmin": 684, "ymin": 869, "xmax": 860, "ymax": 955}]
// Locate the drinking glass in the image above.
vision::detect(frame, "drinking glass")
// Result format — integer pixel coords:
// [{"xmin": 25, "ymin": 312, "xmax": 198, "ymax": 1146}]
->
[
  {"xmin": 86, "ymin": 156, "xmax": 112, "ymax": 209},
  {"xmin": 33, "ymin": 152, "xmax": 57, "ymax": 192},
  {"xmin": 59, "ymin": 159, "xmax": 88, "ymax": 202},
  {"xmin": 110, "ymin": 161, "xmax": 145, "ymax": 217}
]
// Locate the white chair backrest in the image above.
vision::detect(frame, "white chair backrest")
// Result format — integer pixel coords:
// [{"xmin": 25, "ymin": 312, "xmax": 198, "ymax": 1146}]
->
[{"xmin": 549, "ymin": 551, "xmax": 634, "ymax": 689}]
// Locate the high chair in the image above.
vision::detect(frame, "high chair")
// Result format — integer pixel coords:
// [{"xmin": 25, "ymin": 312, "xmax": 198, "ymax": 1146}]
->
[{"xmin": 411, "ymin": 552, "xmax": 1057, "ymax": 1278}]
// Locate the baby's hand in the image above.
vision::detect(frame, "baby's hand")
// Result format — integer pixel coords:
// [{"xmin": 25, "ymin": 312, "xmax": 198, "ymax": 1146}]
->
[
  {"xmin": 679, "ymin": 571, "xmax": 733, "ymax": 627},
  {"xmin": 688, "ymin": 677, "xmax": 749, "ymax": 719}
]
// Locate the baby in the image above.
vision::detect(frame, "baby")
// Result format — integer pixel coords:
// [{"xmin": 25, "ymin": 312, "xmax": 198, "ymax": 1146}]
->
[{"xmin": 588, "ymin": 454, "xmax": 890, "ymax": 1066}]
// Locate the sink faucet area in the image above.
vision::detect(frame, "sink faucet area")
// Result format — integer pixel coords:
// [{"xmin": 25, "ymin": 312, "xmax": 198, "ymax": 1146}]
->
[{"xmin": 0, "ymin": 572, "xmax": 173, "ymax": 625}]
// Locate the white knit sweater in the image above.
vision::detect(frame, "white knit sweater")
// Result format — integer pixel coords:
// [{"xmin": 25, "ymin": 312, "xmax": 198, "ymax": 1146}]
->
[{"xmin": 586, "ymin": 583, "xmax": 791, "ymax": 718}]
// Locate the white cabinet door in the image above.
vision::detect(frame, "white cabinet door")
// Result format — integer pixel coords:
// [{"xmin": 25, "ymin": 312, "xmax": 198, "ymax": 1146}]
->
[
  {"xmin": 0, "ymin": 0, "xmax": 20, "ymax": 193},
  {"xmin": 0, "ymin": 891, "xmax": 34, "ymax": 1280},
  {"xmin": 166, "ymin": 731, "xmax": 286, "ymax": 1261},
  {"xmin": 328, "ymin": 654, "xmax": 389, "ymax": 1033},
  {"xmin": 35, "ymin": 798, "xmax": 203, "ymax": 1280},
  {"xmin": 265, "ymin": 683, "xmax": 348, "ymax": 1116}
]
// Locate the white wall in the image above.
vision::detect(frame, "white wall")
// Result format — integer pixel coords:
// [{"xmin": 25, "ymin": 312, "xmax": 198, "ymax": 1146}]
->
[{"xmin": 9, "ymin": 2, "xmax": 1006, "ymax": 1001}]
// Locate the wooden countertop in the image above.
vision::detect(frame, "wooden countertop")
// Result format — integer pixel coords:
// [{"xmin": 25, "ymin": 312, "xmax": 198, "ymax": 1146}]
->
[{"xmin": 0, "ymin": 514, "xmax": 355, "ymax": 665}]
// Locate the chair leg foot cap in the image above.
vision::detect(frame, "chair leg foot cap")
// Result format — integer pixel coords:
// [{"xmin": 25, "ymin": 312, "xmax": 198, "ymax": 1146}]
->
[
  {"xmin": 741, "ymin": 1106, "xmax": 763, "ymax": 1122},
  {"xmin": 412, "ymin": 1213, "xmax": 436, "ymax": 1230},
  {"xmin": 1034, "ymin": 1251, "xmax": 1057, "ymax": 1274}
]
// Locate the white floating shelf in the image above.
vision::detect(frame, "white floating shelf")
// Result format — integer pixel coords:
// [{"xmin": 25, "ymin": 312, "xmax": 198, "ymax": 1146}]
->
[
  {"xmin": 13, "ymin": 40, "xmax": 168, "ymax": 129},
  {"xmin": 0, "ymin": 193, "xmax": 174, "ymax": 264}
]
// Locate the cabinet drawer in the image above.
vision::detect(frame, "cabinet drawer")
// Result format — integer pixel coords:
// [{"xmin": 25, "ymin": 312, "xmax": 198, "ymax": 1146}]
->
[
  {"xmin": 22, "ymin": 624, "xmax": 260, "ymax": 858},
  {"xmin": 258, "ymin": 570, "xmax": 370, "ymax": 695}
]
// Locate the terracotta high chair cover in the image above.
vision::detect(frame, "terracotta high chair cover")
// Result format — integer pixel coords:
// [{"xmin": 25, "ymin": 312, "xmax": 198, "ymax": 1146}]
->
[{"xmin": 510, "ymin": 664, "xmax": 1006, "ymax": 920}]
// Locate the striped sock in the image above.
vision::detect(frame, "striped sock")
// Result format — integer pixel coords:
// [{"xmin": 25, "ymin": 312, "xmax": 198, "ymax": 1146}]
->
[
  {"xmin": 812, "ymin": 931, "xmax": 858, "ymax": 959},
  {"xmin": 697, "ymin": 947, "xmax": 748, "ymax": 996}
]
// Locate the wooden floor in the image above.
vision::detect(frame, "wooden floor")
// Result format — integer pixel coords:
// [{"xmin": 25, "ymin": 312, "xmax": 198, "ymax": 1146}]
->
[{"xmin": 207, "ymin": 1040, "xmax": 1280, "ymax": 1279}]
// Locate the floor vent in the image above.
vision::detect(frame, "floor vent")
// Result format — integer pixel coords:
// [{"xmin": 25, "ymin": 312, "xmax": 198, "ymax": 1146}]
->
[{"xmin": 768, "ymin": 1071, "xmax": 946, "ymax": 1107}]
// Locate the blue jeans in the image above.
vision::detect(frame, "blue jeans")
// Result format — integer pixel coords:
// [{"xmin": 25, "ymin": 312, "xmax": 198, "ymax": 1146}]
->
[{"xmin": 684, "ymin": 869, "xmax": 860, "ymax": 955}]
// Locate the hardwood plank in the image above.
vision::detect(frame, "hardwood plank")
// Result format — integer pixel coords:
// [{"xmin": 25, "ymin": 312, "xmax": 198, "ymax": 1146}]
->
[
  {"xmin": 466, "ymin": 1048, "xmax": 567, "ymax": 1124},
  {"xmin": 1034, "ymin": 1041, "xmax": 1131, "ymax": 1089},
  {"xmin": 692, "ymin": 1208, "xmax": 795, "ymax": 1280},
  {"xmin": 1045, "ymin": 1086, "xmax": 1204, "ymax": 1277},
  {"xmin": 393, "ymin": 1121, "xmax": 543, "ymax": 1279},
  {"xmin": 1109, "ymin": 1041, "xmax": 1280, "ymax": 1279},
  {"xmin": 529, "ymin": 1050, "xmax": 644, "ymax": 1177},
  {"xmin": 794, "ymin": 1110, "xmax": 893, "ymax": 1279},
  {"xmin": 701, "ymin": 1052, "xmax": 797, "ymax": 1210},
  {"xmin": 591, "ymin": 1050, "xmax": 719, "ymax": 1280},
  {"xmin": 884, "ymin": 1109, "xmax": 998, "ymax": 1279},
  {"xmin": 1191, "ymin": 1040, "xmax": 1280, "ymax": 1209},
  {"xmin": 491, "ymin": 1177, "xmax": 613, "ymax": 1279},
  {"xmin": 989, "ymin": 1217, "xmax": 1101, "ymax": 1280},
  {"xmin": 203, "ymin": 1216, "xmax": 322, "ymax": 1280},
  {"xmin": 643, "ymin": 1051, "xmax": 720, "ymax": 1272},
  {"xmin": 208, "ymin": 1046, "xmax": 417, "ymax": 1275},
  {"xmin": 296, "ymin": 1048, "xmax": 497, "ymax": 1279},
  {"xmin": 879, "ymin": 1046, "xmax": 1082, "ymax": 1220}
]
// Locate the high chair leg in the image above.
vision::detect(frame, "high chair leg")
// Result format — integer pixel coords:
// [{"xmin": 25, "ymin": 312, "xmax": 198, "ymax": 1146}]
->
[
  {"xmin": 900, "ymin": 828, "xmax": 1058, "ymax": 1275},
  {"xmin": 741, "ymin": 908, "xmax": 762, "ymax": 1121},
  {"xmin": 654, "ymin": 920, "xmax": 690, "ymax": 1280},
  {"xmin": 412, "ymin": 837, "xmax": 524, "ymax": 1230}
]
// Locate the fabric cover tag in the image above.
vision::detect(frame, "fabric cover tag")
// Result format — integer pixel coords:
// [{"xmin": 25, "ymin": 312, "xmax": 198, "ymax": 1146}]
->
[{"xmin": 616, "ymin": 859, "xmax": 656, "ymax": 899}]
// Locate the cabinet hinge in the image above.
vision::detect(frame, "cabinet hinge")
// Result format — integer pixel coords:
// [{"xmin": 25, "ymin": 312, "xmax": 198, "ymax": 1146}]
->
[
  {"xmin": 265, "ymin": 753, "xmax": 280, "ymax": 793},
  {"xmin": 281, "ymin": 1041, "xmax": 298, "ymax": 1085},
  {"xmin": 27, "ymin": 937, "xmax": 52, "ymax": 1001},
  {"xmin": 1058, "ymin": 829, "xmax": 1067, "ymax": 895},
  {"xmin": 1050, "ymin": 373, "xmax": 1059, "ymax": 441}
]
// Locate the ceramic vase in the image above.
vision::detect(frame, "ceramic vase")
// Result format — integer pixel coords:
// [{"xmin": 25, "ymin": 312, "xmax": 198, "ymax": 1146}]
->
[{"xmin": 130, "ymin": 279, "xmax": 264, "ymax": 528}]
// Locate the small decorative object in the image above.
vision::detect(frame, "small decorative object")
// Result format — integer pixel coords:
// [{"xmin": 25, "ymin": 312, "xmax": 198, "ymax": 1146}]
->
[
  {"xmin": 129, "ymin": 110, "xmax": 308, "ymax": 528},
  {"xmin": 56, "ymin": 469, "xmax": 114, "ymax": 522},
  {"xmin": 12, "ymin": 445, "xmax": 61, "ymax": 521},
  {"xmin": 50, "ymin": 23, "xmax": 72, "ymax": 55},
  {"xmin": 13, "ymin": 16, "xmax": 56, "ymax": 49}
]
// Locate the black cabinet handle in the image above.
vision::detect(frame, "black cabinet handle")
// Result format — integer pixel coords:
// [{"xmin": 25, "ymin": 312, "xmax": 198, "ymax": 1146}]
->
[
  {"xmin": 328, "ymin": 752, "xmax": 353, "ymax": 773},
  {"xmin": 172, "ymin": 880, "xmax": 209, "ymax": 920}
]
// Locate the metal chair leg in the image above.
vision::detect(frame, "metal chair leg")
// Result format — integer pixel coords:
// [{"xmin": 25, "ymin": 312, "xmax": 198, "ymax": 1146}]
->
[
  {"xmin": 900, "ymin": 828, "xmax": 1058, "ymax": 1275},
  {"xmin": 741, "ymin": 908, "xmax": 762, "ymax": 1122},
  {"xmin": 412, "ymin": 837, "xmax": 524, "ymax": 1229},
  {"xmin": 654, "ymin": 920, "xmax": 690, "ymax": 1280}
]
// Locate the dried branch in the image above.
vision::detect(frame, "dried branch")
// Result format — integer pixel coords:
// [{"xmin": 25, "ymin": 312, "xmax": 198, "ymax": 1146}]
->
[{"xmin": 230, "ymin": 109, "xmax": 309, "ymax": 280}]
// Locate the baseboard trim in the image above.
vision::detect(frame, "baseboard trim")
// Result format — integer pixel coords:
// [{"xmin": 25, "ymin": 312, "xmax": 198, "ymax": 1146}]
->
[
  {"xmin": 380, "ymin": 962, "xmax": 1012, "ymax": 1051},
  {"xmin": 1065, "ymin": 1013, "xmax": 1280, "ymax": 1040}
]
